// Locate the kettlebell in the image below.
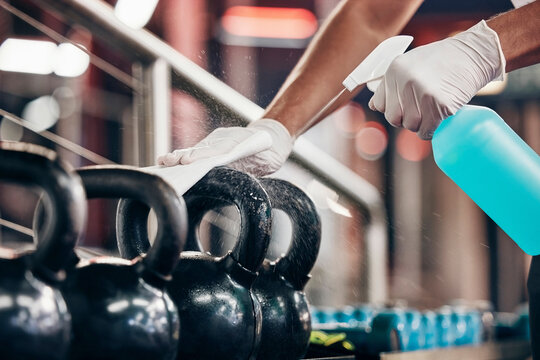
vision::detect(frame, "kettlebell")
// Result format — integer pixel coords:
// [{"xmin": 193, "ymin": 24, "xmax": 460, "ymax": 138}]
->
[
  {"xmin": 529, "ymin": 255, "xmax": 540, "ymax": 359},
  {"xmin": 62, "ymin": 166, "xmax": 187, "ymax": 360},
  {"xmin": 117, "ymin": 167, "xmax": 272, "ymax": 359},
  {"xmin": 0, "ymin": 142, "xmax": 86, "ymax": 360},
  {"xmin": 252, "ymin": 178, "xmax": 321, "ymax": 360}
]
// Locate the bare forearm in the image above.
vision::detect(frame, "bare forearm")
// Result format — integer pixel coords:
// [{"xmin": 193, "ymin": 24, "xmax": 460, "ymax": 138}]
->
[
  {"xmin": 487, "ymin": 0, "xmax": 540, "ymax": 72},
  {"xmin": 263, "ymin": 0, "xmax": 422, "ymax": 137}
]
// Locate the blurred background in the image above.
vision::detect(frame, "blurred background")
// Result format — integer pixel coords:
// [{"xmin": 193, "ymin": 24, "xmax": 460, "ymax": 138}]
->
[{"xmin": 0, "ymin": 0, "xmax": 539, "ymax": 314}]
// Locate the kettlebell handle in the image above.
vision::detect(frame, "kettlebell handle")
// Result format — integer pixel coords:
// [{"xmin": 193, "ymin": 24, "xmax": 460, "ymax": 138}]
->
[
  {"xmin": 259, "ymin": 178, "xmax": 321, "ymax": 290},
  {"xmin": 0, "ymin": 142, "xmax": 86, "ymax": 282},
  {"xmin": 76, "ymin": 166, "xmax": 187, "ymax": 284},
  {"xmin": 117, "ymin": 167, "xmax": 271, "ymax": 275}
]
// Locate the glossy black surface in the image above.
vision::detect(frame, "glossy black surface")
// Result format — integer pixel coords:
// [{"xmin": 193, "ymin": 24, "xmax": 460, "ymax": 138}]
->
[
  {"xmin": 0, "ymin": 256, "xmax": 71, "ymax": 360},
  {"xmin": 252, "ymin": 262, "xmax": 312, "ymax": 360},
  {"xmin": 168, "ymin": 252, "xmax": 259, "ymax": 359},
  {"xmin": 62, "ymin": 260, "xmax": 179, "ymax": 360},
  {"xmin": 253, "ymin": 178, "xmax": 322, "ymax": 360},
  {"xmin": 117, "ymin": 167, "xmax": 272, "ymax": 359},
  {"xmin": 63, "ymin": 167, "xmax": 187, "ymax": 360},
  {"xmin": 0, "ymin": 143, "xmax": 86, "ymax": 360},
  {"xmin": 528, "ymin": 255, "xmax": 540, "ymax": 359}
]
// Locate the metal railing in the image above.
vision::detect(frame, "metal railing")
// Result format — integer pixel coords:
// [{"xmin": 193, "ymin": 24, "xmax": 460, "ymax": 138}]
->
[{"xmin": 29, "ymin": 0, "xmax": 389, "ymax": 302}]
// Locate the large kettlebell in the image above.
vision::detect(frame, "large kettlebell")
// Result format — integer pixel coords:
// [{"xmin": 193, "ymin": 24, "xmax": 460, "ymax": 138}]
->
[
  {"xmin": 0, "ymin": 142, "xmax": 86, "ymax": 360},
  {"xmin": 117, "ymin": 167, "xmax": 272, "ymax": 359},
  {"xmin": 252, "ymin": 178, "xmax": 321, "ymax": 359},
  {"xmin": 63, "ymin": 166, "xmax": 187, "ymax": 360}
]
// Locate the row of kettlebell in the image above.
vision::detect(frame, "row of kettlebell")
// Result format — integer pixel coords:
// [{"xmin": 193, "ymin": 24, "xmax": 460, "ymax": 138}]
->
[{"xmin": 0, "ymin": 141, "xmax": 322, "ymax": 360}]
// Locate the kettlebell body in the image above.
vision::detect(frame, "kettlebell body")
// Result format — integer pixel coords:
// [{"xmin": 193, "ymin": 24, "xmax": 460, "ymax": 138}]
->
[
  {"xmin": 63, "ymin": 167, "xmax": 186, "ymax": 360},
  {"xmin": 0, "ymin": 142, "xmax": 86, "ymax": 360},
  {"xmin": 252, "ymin": 260, "xmax": 312, "ymax": 359},
  {"xmin": 252, "ymin": 178, "xmax": 322, "ymax": 360},
  {"xmin": 117, "ymin": 167, "xmax": 272, "ymax": 360},
  {"xmin": 0, "ymin": 254, "xmax": 71, "ymax": 360},
  {"xmin": 168, "ymin": 252, "xmax": 260, "ymax": 359},
  {"xmin": 62, "ymin": 259, "xmax": 179, "ymax": 359}
]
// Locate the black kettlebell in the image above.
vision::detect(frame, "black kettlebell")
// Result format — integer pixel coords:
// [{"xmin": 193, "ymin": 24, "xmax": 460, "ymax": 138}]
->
[
  {"xmin": 117, "ymin": 167, "xmax": 272, "ymax": 359},
  {"xmin": 253, "ymin": 178, "xmax": 321, "ymax": 359},
  {"xmin": 62, "ymin": 166, "xmax": 187, "ymax": 360},
  {"xmin": 0, "ymin": 142, "xmax": 86, "ymax": 360},
  {"xmin": 528, "ymin": 255, "xmax": 540, "ymax": 359}
]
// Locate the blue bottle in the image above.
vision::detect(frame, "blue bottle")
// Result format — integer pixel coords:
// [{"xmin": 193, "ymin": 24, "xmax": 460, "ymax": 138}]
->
[
  {"xmin": 432, "ymin": 105, "xmax": 540, "ymax": 255},
  {"xmin": 451, "ymin": 309, "xmax": 469, "ymax": 346},
  {"xmin": 464, "ymin": 310, "xmax": 483, "ymax": 345},
  {"xmin": 352, "ymin": 305, "xmax": 376, "ymax": 325},
  {"xmin": 403, "ymin": 309, "xmax": 422, "ymax": 351},
  {"xmin": 312, "ymin": 307, "xmax": 338, "ymax": 325},
  {"xmin": 435, "ymin": 307, "xmax": 455, "ymax": 348},
  {"xmin": 420, "ymin": 311, "xmax": 438, "ymax": 350},
  {"xmin": 334, "ymin": 306, "xmax": 357, "ymax": 325}
]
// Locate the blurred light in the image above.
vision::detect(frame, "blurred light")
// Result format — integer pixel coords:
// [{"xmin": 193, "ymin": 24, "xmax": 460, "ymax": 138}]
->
[
  {"xmin": 16, "ymin": 295, "xmax": 33, "ymax": 308},
  {"xmin": 0, "ymin": 116, "xmax": 24, "ymax": 141},
  {"xmin": 0, "ymin": 295, "xmax": 13, "ymax": 310},
  {"xmin": 115, "ymin": 0, "xmax": 159, "ymax": 29},
  {"xmin": 194, "ymin": 294, "xmax": 213, "ymax": 305},
  {"xmin": 0, "ymin": 247, "xmax": 17, "ymax": 259},
  {"xmin": 477, "ymin": 74, "xmax": 507, "ymax": 96},
  {"xmin": 396, "ymin": 129, "xmax": 431, "ymax": 162},
  {"xmin": 107, "ymin": 299, "xmax": 129, "ymax": 313},
  {"xmin": 0, "ymin": 38, "xmax": 56, "ymax": 75},
  {"xmin": 222, "ymin": 6, "xmax": 318, "ymax": 39},
  {"xmin": 327, "ymin": 198, "xmax": 352, "ymax": 218},
  {"xmin": 332, "ymin": 103, "xmax": 366, "ymax": 136},
  {"xmin": 54, "ymin": 43, "xmax": 90, "ymax": 77},
  {"xmin": 88, "ymin": 256, "xmax": 132, "ymax": 265},
  {"xmin": 53, "ymin": 87, "xmax": 78, "ymax": 119},
  {"xmin": 306, "ymin": 179, "xmax": 351, "ymax": 217},
  {"xmin": 22, "ymin": 96, "xmax": 60, "ymax": 132},
  {"xmin": 0, "ymin": 39, "xmax": 90, "ymax": 77},
  {"xmin": 355, "ymin": 121, "xmax": 388, "ymax": 161},
  {"xmin": 132, "ymin": 298, "xmax": 150, "ymax": 307},
  {"xmin": 306, "ymin": 179, "xmax": 337, "ymax": 210}
]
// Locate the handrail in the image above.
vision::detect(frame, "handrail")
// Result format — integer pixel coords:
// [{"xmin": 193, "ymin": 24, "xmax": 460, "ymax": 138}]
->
[{"xmin": 30, "ymin": 0, "xmax": 388, "ymax": 301}]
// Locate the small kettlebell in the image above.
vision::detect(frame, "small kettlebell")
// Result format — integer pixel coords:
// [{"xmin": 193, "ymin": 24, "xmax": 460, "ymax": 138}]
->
[
  {"xmin": 62, "ymin": 166, "xmax": 187, "ymax": 360},
  {"xmin": 117, "ymin": 167, "xmax": 272, "ymax": 359},
  {"xmin": 0, "ymin": 142, "xmax": 86, "ymax": 360},
  {"xmin": 252, "ymin": 178, "xmax": 322, "ymax": 360}
]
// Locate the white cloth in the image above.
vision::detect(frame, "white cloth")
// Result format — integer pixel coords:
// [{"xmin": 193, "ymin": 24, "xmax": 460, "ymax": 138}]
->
[
  {"xmin": 511, "ymin": 0, "xmax": 536, "ymax": 8},
  {"xmin": 157, "ymin": 118, "xmax": 293, "ymax": 176},
  {"xmin": 368, "ymin": 20, "xmax": 506, "ymax": 139}
]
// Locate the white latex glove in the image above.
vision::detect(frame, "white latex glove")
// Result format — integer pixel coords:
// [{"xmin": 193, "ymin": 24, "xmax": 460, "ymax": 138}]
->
[
  {"xmin": 157, "ymin": 118, "xmax": 293, "ymax": 177},
  {"xmin": 369, "ymin": 20, "xmax": 506, "ymax": 139}
]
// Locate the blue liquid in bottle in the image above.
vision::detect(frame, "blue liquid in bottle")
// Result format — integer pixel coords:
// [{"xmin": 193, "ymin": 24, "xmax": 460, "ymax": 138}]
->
[{"xmin": 432, "ymin": 105, "xmax": 540, "ymax": 255}]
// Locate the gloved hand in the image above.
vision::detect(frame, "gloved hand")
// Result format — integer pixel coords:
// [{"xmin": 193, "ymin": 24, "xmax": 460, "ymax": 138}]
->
[
  {"xmin": 368, "ymin": 20, "xmax": 506, "ymax": 139},
  {"xmin": 157, "ymin": 118, "xmax": 293, "ymax": 177}
]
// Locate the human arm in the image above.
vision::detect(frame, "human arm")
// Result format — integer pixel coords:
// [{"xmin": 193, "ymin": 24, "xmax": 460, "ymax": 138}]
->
[
  {"xmin": 488, "ymin": 1, "xmax": 540, "ymax": 72},
  {"xmin": 263, "ymin": 0, "xmax": 423, "ymax": 137},
  {"xmin": 369, "ymin": 0, "xmax": 540, "ymax": 139},
  {"xmin": 158, "ymin": 0, "xmax": 423, "ymax": 175}
]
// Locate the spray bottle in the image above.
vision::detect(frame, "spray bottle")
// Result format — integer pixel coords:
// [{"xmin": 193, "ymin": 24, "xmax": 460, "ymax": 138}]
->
[
  {"xmin": 313, "ymin": 36, "xmax": 540, "ymax": 255},
  {"xmin": 432, "ymin": 105, "xmax": 540, "ymax": 255}
]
